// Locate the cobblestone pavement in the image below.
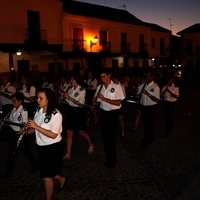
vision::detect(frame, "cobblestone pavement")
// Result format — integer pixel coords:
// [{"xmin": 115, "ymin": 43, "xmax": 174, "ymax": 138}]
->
[{"xmin": 0, "ymin": 84, "xmax": 200, "ymax": 200}]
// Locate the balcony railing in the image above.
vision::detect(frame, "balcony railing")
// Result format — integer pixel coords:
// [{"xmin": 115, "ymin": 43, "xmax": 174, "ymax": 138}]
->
[
  {"xmin": 100, "ymin": 41, "xmax": 111, "ymax": 52},
  {"xmin": 139, "ymin": 44, "xmax": 147, "ymax": 53},
  {"xmin": 24, "ymin": 29, "xmax": 47, "ymax": 44},
  {"xmin": 72, "ymin": 39, "xmax": 86, "ymax": 51},
  {"xmin": 121, "ymin": 42, "xmax": 131, "ymax": 53}
]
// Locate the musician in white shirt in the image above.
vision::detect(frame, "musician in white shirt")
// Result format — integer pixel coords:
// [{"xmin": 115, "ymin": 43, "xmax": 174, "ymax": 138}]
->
[
  {"xmin": 0, "ymin": 75, "xmax": 16, "ymax": 116},
  {"xmin": 136, "ymin": 70, "xmax": 160, "ymax": 150},
  {"xmin": 2, "ymin": 92, "xmax": 38, "ymax": 178},
  {"xmin": 94, "ymin": 68, "xmax": 125, "ymax": 168},
  {"xmin": 27, "ymin": 88, "xmax": 66, "ymax": 199},
  {"xmin": 62, "ymin": 74, "xmax": 94, "ymax": 160},
  {"xmin": 161, "ymin": 76, "xmax": 179, "ymax": 137}
]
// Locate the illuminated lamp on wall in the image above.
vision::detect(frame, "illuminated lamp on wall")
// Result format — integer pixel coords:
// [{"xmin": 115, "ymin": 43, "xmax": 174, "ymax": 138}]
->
[
  {"xmin": 16, "ymin": 50, "xmax": 21, "ymax": 56},
  {"xmin": 90, "ymin": 36, "xmax": 98, "ymax": 49}
]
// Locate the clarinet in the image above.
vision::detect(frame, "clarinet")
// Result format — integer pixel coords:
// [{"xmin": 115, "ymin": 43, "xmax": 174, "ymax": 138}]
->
[
  {"xmin": 88, "ymin": 84, "xmax": 103, "ymax": 117},
  {"xmin": 13, "ymin": 106, "xmax": 39, "ymax": 154}
]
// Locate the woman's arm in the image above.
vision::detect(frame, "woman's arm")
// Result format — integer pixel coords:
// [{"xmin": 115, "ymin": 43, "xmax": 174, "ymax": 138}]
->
[{"xmin": 27, "ymin": 120, "xmax": 58, "ymax": 139}]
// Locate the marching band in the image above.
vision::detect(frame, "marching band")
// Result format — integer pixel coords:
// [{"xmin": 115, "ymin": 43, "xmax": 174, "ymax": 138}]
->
[{"xmin": 0, "ymin": 68, "xmax": 179, "ymax": 199}]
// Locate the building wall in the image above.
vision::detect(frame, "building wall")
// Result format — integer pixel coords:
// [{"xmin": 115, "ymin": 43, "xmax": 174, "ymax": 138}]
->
[
  {"xmin": 148, "ymin": 30, "xmax": 170, "ymax": 58},
  {"xmin": 181, "ymin": 32, "xmax": 200, "ymax": 68},
  {"xmin": 0, "ymin": 0, "xmax": 62, "ymax": 44},
  {"xmin": 0, "ymin": 0, "xmax": 63, "ymax": 76},
  {"xmin": 62, "ymin": 14, "xmax": 151, "ymax": 71},
  {"xmin": 63, "ymin": 14, "xmax": 150, "ymax": 53}
]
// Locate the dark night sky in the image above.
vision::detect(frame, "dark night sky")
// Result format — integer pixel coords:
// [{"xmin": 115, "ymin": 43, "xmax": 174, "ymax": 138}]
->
[{"xmin": 77, "ymin": 0, "xmax": 200, "ymax": 35}]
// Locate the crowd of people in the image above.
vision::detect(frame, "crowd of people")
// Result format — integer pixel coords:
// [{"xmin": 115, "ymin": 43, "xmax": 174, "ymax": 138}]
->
[{"xmin": 0, "ymin": 68, "xmax": 179, "ymax": 200}]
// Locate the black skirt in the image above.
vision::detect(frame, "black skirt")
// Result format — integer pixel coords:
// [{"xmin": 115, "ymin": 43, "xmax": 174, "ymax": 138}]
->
[
  {"xmin": 37, "ymin": 140, "xmax": 63, "ymax": 178},
  {"xmin": 65, "ymin": 106, "xmax": 86, "ymax": 131}
]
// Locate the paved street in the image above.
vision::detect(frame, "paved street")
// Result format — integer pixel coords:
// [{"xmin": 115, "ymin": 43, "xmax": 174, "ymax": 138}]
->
[{"xmin": 0, "ymin": 80, "xmax": 200, "ymax": 200}]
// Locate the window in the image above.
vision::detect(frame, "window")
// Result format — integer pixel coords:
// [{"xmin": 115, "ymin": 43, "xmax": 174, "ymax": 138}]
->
[
  {"xmin": 99, "ymin": 30, "xmax": 107, "ymax": 45},
  {"xmin": 73, "ymin": 28, "xmax": 84, "ymax": 50},
  {"xmin": 27, "ymin": 10, "xmax": 40, "ymax": 43},
  {"xmin": 121, "ymin": 33, "xmax": 127, "ymax": 43},
  {"xmin": 185, "ymin": 39, "xmax": 193, "ymax": 54},
  {"xmin": 151, "ymin": 38, "xmax": 155, "ymax": 48}
]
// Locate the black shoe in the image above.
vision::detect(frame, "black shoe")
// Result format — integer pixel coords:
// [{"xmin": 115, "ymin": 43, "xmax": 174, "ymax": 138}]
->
[
  {"xmin": 57, "ymin": 177, "xmax": 68, "ymax": 192},
  {"xmin": 29, "ymin": 166, "xmax": 38, "ymax": 173}
]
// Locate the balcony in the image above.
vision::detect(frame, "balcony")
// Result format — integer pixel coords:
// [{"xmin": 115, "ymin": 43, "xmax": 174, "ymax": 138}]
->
[
  {"xmin": 24, "ymin": 29, "xmax": 47, "ymax": 44},
  {"xmin": 100, "ymin": 41, "xmax": 111, "ymax": 52},
  {"xmin": 72, "ymin": 39, "xmax": 86, "ymax": 52},
  {"xmin": 138, "ymin": 43, "xmax": 148, "ymax": 58},
  {"xmin": 139, "ymin": 44, "xmax": 147, "ymax": 53},
  {"xmin": 121, "ymin": 43, "xmax": 131, "ymax": 53}
]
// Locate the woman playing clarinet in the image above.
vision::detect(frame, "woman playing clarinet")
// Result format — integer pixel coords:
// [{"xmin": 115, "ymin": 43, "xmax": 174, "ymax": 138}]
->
[{"xmin": 27, "ymin": 88, "xmax": 66, "ymax": 200}]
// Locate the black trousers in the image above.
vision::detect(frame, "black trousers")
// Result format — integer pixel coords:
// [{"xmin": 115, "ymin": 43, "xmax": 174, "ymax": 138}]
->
[
  {"xmin": 163, "ymin": 101, "xmax": 176, "ymax": 135},
  {"xmin": 5, "ymin": 128, "xmax": 38, "ymax": 175},
  {"xmin": 140, "ymin": 105, "xmax": 157, "ymax": 148},
  {"xmin": 99, "ymin": 109, "xmax": 118, "ymax": 166}
]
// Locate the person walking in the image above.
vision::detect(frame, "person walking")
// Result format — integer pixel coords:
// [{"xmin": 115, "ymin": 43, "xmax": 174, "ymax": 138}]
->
[
  {"xmin": 136, "ymin": 70, "xmax": 160, "ymax": 150},
  {"xmin": 62, "ymin": 73, "xmax": 94, "ymax": 160},
  {"xmin": 2, "ymin": 92, "xmax": 38, "ymax": 178},
  {"xmin": 111, "ymin": 73, "xmax": 126, "ymax": 137},
  {"xmin": 161, "ymin": 75, "xmax": 179, "ymax": 137},
  {"xmin": 132, "ymin": 75, "xmax": 146, "ymax": 131},
  {"xmin": 93, "ymin": 68, "xmax": 125, "ymax": 168},
  {"xmin": 85, "ymin": 70, "xmax": 98, "ymax": 126},
  {"xmin": 27, "ymin": 88, "xmax": 66, "ymax": 200}
]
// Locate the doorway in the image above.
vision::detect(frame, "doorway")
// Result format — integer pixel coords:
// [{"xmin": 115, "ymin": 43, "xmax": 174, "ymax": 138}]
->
[{"xmin": 17, "ymin": 60, "xmax": 30, "ymax": 79}]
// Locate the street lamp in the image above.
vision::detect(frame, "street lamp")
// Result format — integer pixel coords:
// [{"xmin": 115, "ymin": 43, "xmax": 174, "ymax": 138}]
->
[
  {"xmin": 90, "ymin": 36, "xmax": 98, "ymax": 49},
  {"xmin": 16, "ymin": 50, "xmax": 21, "ymax": 56}
]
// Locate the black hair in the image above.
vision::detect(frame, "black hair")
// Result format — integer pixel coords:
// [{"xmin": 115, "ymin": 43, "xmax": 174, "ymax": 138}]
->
[
  {"xmin": 70, "ymin": 70, "xmax": 83, "ymax": 86},
  {"xmin": 11, "ymin": 92, "xmax": 24, "ymax": 102},
  {"xmin": 21, "ymin": 76, "xmax": 33, "ymax": 92},
  {"xmin": 99, "ymin": 67, "xmax": 111, "ymax": 75},
  {"xmin": 145, "ymin": 69, "xmax": 155, "ymax": 77},
  {"xmin": 37, "ymin": 88, "xmax": 58, "ymax": 117}
]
